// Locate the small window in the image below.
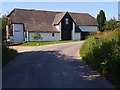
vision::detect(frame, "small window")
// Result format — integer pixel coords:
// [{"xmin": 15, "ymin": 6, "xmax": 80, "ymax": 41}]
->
[
  {"xmin": 52, "ymin": 33, "xmax": 55, "ymax": 37},
  {"xmin": 15, "ymin": 30, "xmax": 20, "ymax": 32},
  {"xmin": 65, "ymin": 18, "xmax": 69, "ymax": 24}
]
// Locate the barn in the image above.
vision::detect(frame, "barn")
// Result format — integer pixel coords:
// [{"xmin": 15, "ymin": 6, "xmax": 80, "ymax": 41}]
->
[{"xmin": 6, "ymin": 8, "xmax": 98, "ymax": 43}]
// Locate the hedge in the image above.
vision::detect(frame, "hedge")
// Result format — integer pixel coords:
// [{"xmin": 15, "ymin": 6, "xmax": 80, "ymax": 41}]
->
[
  {"xmin": 80, "ymin": 29, "xmax": 120, "ymax": 88},
  {"xmin": 2, "ymin": 46, "xmax": 17, "ymax": 67}
]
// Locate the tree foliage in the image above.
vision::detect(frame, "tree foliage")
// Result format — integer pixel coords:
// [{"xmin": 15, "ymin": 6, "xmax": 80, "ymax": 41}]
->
[
  {"xmin": 1, "ymin": 14, "xmax": 7, "ymax": 36},
  {"xmin": 0, "ymin": 14, "xmax": 7, "ymax": 44},
  {"xmin": 106, "ymin": 17, "xmax": 119, "ymax": 30},
  {"xmin": 97, "ymin": 10, "xmax": 106, "ymax": 32}
]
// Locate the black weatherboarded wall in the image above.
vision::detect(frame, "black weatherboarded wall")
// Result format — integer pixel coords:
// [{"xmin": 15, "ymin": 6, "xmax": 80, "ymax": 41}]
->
[{"xmin": 61, "ymin": 12, "xmax": 73, "ymax": 40}]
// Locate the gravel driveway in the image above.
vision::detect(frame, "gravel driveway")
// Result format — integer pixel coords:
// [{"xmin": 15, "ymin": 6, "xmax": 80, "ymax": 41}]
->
[{"xmin": 3, "ymin": 41, "xmax": 114, "ymax": 88}]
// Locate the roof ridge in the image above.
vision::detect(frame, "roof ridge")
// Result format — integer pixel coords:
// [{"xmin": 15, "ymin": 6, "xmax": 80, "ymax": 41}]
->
[
  {"xmin": 13, "ymin": 8, "xmax": 89, "ymax": 14},
  {"xmin": 7, "ymin": 8, "xmax": 62, "ymax": 17},
  {"xmin": 14, "ymin": 8, "xmax": 63, "ymax": 13}
]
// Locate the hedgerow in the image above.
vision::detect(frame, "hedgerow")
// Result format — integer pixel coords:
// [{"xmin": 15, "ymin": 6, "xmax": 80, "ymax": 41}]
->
[
  {"xmin": 80, "ymin": 29, "xmax": 120, "ymax": 87},
  {"xmin": 2, "ymin": 46, "xmax": 17, "ymax": 67}
]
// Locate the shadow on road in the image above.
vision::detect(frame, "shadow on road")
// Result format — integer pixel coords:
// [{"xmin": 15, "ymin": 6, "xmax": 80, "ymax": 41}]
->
[{"xmin": 2, "ymin": 50, "xmax": 114, "ymax": 88}]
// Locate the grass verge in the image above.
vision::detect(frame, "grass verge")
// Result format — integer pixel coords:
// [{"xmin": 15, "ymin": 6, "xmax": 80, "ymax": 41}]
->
[{"xmin": 18, "ymin": 40, "xmax": 78, "ymax": 46}]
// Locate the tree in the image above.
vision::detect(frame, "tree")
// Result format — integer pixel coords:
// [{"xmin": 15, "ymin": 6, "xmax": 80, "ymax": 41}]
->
[
  {"xmin": 1, "ymin": 14, "xmax": 7, "ymax": 36},
  {"xmin": 106, "ymin": 17, "xmax": 119, "ymax": 30},
  {"xmin": 97, "ymin": 10, "xmax": 106, "ymax": 32},
  {"xmin": 118, "ymin": 21, "xmax": 120, "ymax": 28},
  {"xmin": 0, "ymin": 14, "xmax": 7, "ymax": 44}
]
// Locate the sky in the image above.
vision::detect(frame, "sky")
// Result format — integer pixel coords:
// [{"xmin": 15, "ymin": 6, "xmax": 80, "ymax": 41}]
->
[{"xmin": 1, "ymin": 2, "xmax": 119, "ymax": 20}]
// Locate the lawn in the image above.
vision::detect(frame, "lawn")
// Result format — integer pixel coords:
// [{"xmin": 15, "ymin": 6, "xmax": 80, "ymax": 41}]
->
[{"xmin": 19, "ymin": 40, "xmax": 79, "ymax": 46}]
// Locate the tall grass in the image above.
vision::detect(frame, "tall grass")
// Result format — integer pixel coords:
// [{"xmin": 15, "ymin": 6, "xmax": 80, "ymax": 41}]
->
[{"xmin": 80, "ymin": 29, "xmax": 120, "ymax": 87}]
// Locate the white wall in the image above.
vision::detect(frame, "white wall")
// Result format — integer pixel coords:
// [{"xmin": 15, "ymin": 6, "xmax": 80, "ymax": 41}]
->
[
  {"xmin": 74, "ymin": 33, "xmax": 81, "ymax": 40},
  {"xmin": 6, "ymin": 25, "xmax": 14, "ymax": 42},
  {"xmin": 7, "ymin": 24, "xmax": 24, "ymax": 43},
  {"xmin": 55, "ymin": 22, "xmax": 61, "ymax": 31},
  {"xmin": 72, "ymin": 22, "xmax": 75, "ymax": 40},
  {"xmin": 79, "ymin": 26, "xmax": 98, "ymax": 32},
  {"xmin": 71, "ymin": 22, "xmax": 81, "ymax": 40},
  {"xmin": 6, "ymin": 25, "xmax": 9, "ymax": 40},
  {"xmin": 29, "ymin": 32, "xmax": 60, "ymax": 41},
  {"xmin": 12, "ymin": 24, "xmax": 24, "ymax": 43},
  {"xmin": 54, "ymin": 22, "xmax": 61, "ymax": 40},
  {"xmin": 55, "ymin": 25, "xmax": 59, "ymax": 31},
  {"xmin": 59, "ymin": 22, "xmax": 61, "ymax": 40}
]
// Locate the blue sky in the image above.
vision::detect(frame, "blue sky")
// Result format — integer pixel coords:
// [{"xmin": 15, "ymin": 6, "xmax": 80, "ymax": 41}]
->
[{"xmin": 1, "ymin": 2, "xmax": 118, "ymax": 20}]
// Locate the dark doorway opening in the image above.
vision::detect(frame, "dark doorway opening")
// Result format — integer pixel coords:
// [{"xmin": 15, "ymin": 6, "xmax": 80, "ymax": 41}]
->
[
  {"xmin": 81, "ymin": 32, "xmax": 90, "ymax": 40},
  {"xmin": 61, "ymin": 29, "xmax": 72, "ymax": 40}
]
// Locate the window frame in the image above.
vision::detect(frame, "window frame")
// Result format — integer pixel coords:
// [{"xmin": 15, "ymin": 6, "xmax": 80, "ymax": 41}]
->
[{"xmin": 65, "ymin": 18, "xmax": 69, "ymax": 25}]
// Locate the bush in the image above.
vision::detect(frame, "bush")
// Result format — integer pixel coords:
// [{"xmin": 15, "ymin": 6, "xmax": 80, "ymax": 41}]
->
[
  {"xmin": 101, "ymin": 41, "xmax": 120, "ymax": 86},
  {"xmin": 80, "ymin": 29, "xmax": 120, "ymax": 87},
  {"xmin": 2, "ymin": 46, "xmax": 17, "ymax": 67}
]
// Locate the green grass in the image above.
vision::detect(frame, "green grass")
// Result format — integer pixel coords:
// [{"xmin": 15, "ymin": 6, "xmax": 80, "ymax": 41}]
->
[
  {"xmin": 80, "ymin": 29, "xmax": 120, "ymax": 88},
  {"xmin": 19, "ymin": 40, "xmax": 78, "ymax": 46}
]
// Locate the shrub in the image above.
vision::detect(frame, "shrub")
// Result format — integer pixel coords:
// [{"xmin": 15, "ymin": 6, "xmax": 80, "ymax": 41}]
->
[
  {"xmin": 2, "ymin": 46, "xmax": 17, "ymax": 67},
  {"xmin": 80, "ymin": 29, "xmax": 120, "ymax": 87},
  {"xmin": 32, "ymin": 32, "xmax": 42, "ymax": 40},
  {"xmin": 100, "ymin": 41, "xmax": 120, "ymax": 86}
]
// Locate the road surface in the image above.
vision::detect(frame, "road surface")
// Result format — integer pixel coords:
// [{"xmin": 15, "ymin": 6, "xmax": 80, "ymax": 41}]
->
[{"xmin": 3, "ymin": 41, "xmax": 114, "ymax": 88}]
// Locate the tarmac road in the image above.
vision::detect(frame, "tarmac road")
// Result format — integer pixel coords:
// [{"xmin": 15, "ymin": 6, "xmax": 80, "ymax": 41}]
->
[{"xmin": 3, "ymin": 41, "xmax": 114, "ymax": 88}]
